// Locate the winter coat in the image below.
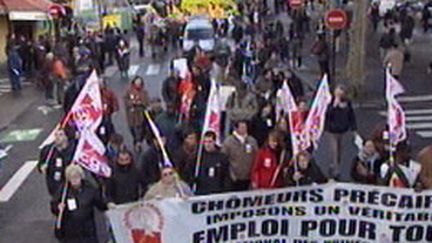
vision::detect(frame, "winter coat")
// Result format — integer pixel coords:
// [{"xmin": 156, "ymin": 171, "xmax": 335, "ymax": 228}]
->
[
  {"xmin": 161, "ymin": 76, "xmax": 180, "ymax": 107},
  {"xmin": 222, "ymin": 134, "xmax": 258, "ymax": 181},
  {"xmin": 116, "ymin": 46, "xmax": 130, "ymax": 71},
  {"xmin": 124, "ymin": 85, "xmax": 149, "ymax": 127},
  {"xmin": 384, "ymin": 48, "xmax": 404, "ymax": 76},
  {"xmin": 38, "ymin": 143, "xmax": 76, "ymax": 196},
  {"xmin": 141, "ymin": 145, "xmax": 168, "ymax": 187},
  {"xmin": 155, "ymin": 111, "xmax": 177, "ymax": 139},
  {"xmin": 187, "ymin": 149, "xmax": 230, "ymax": 195},
  {"xmin": 105, "ymin": 163, "xmax": 145, "ymax": 204},
  {"xmin": 51, "ymin": 182, "xmax": 107, "ymax": 242},
  {"xmin": 283, "ymin": 159, "xmax": 327, "ymax": 186},
  {"xmin": 7, "ymin": 49, "xmax": 22, "ymax": 78},
  {"xmin": 172, "ymin": 145, "xmax": 197, "ymax": 180},
  {"xmin": 226, "ymin": 91, "xmax": 259, "ymax": 122},
  {"xmin": 143, "ymin": 180, "xmax": 193, "ymax": 201},
  {"xmin": 325, "ymin": 98, "xmax": 357, "ymax": 134},
  {"xmin": 99, "ymin": 87, "xmax": 118, "ymax": 118},
  {"xmin": 351, "ymin": 152, "xmax": 383, "ymax": 185},
  {"xmin": 251, "ymin": 147, "xmax": 281, "ymax": 189}
]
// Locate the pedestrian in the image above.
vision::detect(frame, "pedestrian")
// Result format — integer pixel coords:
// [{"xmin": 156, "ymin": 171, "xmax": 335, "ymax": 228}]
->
[
  {"xmin": 38, "ymin": 129, "xmax": 75, "ymax": 197},
  {"xmin": 105, "ymin": 133, "xmax": 124, "ymax": 162},
  {"xmin": 290, "ymin": 31, "xmax": 303, "ymax": 69},
  {"xmin": 162, "ymin": 69, "xmax": 181, "ymax": 109},
  {"xmin": 325, "ymin": 84, "xmax": 357, "ymax": 180},
  {"xmin": 310, "ymin": 33, "xmax": 330, "ymax": 77},
  {"xmin": 124, "ymin": 76, "xmax": 149, "ymax": 152},
  {"xmin": 282, "ymin": 151, "xmax": 327, "ymax": 186},
  {"xmin": 52, "ymin": 54, "xmax": 69, "ymax": 105},
  {"xmin": 172, "ymin": 127, "xmax": 198, "ymax": 179},
  {"xmin": 187, "ymin": 131, "xmax": 230, "ymax": 195},
  {"xmin": 383, "ymin": 44, "xmax": 404, "ymax": 80},
  {"xmin": 222, "ymin": 121, "xmax": 258, "ymax": 191},
  {"xmin": 422, "ymin": 5, "xmax": 431, "ymax": 33},
  {"xmin": 51, "ymin": 164, "xmax": 110, "ymax": 242},
  {"xmin": 104, "ymin": 27, "xmax": 117, "ymax": 66},
  {"xmin": 369, "ymin": 2, "xmax": 380, "ymax": 32},
  {"xmin": 379, "ymin": 28, "xmax": 396, "ymax": 59},
  {"xmin": 155, "ymin": 103, "xmax": 178, "ymax": 144},
  {"xmin": 116, "ymin": 39, "xmax": 130, "ymax": 80},
  {"xmin": 105, "ymin": 148, "xmax": 146, "ymax": 204},
  {"xmin": 351, "ymin": 139, "xmax": 383, "ymax": 184},
  {"xmin": 226, "ymin": 82, "xmax": 259, "ymax": 130},
  {"xmin": 143, "ymin": 167, "xmax": 193, "ymax": 200},
  {"xmin": 98, "ymin": 77, "xmax": 119, "ymax": 144},
  {"xmin": 7, "ymin": 45, "xmax": 23, "ymax": 92},
  {"xmin": 250, "ymin": 103, "xmax": 276, "ymax": 147},
  {"xmin": 251, "ymin": 130, "xmax": 284, "ymax": 189},
  {"xmin": 136, "ymin": 21, "xmax": 145, "ymax": 58},
  {"xmin": 379, "ymin": 142, "xmax": 422, "ymax": 189},
  {"xmin": 417, "ymin": 144, "xmax": 432, "ymax": 189}
]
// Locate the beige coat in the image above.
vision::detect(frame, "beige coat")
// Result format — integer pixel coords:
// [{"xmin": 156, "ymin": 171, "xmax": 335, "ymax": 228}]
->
[
  {"xmin": 384, "ymin": 48, "xmax": 404, "ymax": 76},
  {"xmin": 222, "ymin": 135, "xmax": 258, "ymax": 181}
]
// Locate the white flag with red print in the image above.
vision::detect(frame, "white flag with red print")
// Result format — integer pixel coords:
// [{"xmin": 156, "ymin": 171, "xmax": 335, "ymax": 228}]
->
[
  {"xmin": 386, "ymin": 69, "xmax": 406, "ymax": 144},
  {"xmin": 202, "ymin": 79, "xmax": 222, "ymax": 142},
  {"xmin": 39, "ymin": 70, "xmax": 103, "ymax": 149},
  {"xmin": 276, "ymin": 81, "xmax": 304, "ymax": 155},
  {"xmin": 73, "ymin": 131, "xmax": 111, "ymax": 177},
  {"xmin": 70, "ymin": 71, "xmax": 103, "ymax": 131},
  {"xmin": 302, "ymin": 75, "xmax": 332, "ymax": 149}
]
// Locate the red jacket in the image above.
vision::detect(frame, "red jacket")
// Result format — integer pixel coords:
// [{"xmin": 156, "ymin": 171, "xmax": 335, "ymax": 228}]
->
[{"xmin": 251, "ymin": 147, "xmax": 280, "ymax": 189}]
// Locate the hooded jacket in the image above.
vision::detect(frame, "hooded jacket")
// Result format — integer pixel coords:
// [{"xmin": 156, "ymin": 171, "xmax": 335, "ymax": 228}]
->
[{"xmin": 251, "ymin": 146, "xmax": 281, "ymax": 189}]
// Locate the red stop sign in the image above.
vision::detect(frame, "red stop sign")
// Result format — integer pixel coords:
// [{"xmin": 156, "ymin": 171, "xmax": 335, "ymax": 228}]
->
[
  {"xmin": 48, "ymin": 4, "xmax": 65, "ymax": 18},
  {"xmin": 289, "ymin": 0, "xmax": 303, "ymax": 8},
  {"xmin": 325, "ymin": 9, "xmax": 348, "ymax": 30}
]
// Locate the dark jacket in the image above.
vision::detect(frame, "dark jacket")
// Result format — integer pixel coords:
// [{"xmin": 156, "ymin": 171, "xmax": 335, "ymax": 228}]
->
[
  {"xmin": 51, "ymin": 182, "xmax": 107, "ymax": 242},
  {"xmin": 105, "ymin": 163, "xmax": 145, "ymax": 204},
  {"xmin": 172, "ymin": 145, "xmax": 197, "ymax": 179},
  {"xmin": 38, "ymin": 143, "xmax": 76, "ymax": 196},
  {"xmin": 325, "ymin": 98, "xmax": 357, "ymax": 134},
  {"xmin": 283, "ymin": 159, "xmax": 327, "ymax": 186},
  {"xmin": 161, "ymin": 75, "xmax": 180, "ymax": 107},
  {"xmin": 141, "ymin": 145, "xmax": 165, "ymax": 188},
  {"xmin": 351, "ymin": 153, "xmax": 383, "ymax": 185},
  {"xmin": 187, "ymin": 149, "xmax": 230, "ymax": 195}
]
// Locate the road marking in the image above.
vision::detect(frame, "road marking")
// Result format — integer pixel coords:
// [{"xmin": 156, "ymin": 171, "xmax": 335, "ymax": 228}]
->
[
  {"xmin": 397, "ymin": 95, "xmax": 432, "ymax": 103},
  {"xmin": 0, "ymin": 128, "xmax": 43, "ymax": 143},
  {"xmin": 105, "ymin": 66, "xmax": 117, "ymax": 77},
  {"xmin": 37, "ymin": 105, "xmax": 53, "ymax": 115},
  {"xmin": 406, "ymin": 123, "xmax": 432, "ymax": 130},
  {"xmin": 145, "ymin": 64, "xmax": 160, "ymax": 76},
  {"xmin": 128, "ymin": 65, "xmax": 139, "ymax": 77},
  {"xmin": 0, "ymin": 161, "xmax": 38, "ymax": 202},
  {"xmin": 379, "ymin": 109, "xmax": 432, "ymax": 116},
  {"xmin": 0, "ymin": 78, "xmax": 8, "ymax": 84},
  {"xmin": 406, "ymin": 115, "xmax": 432, "ymax": 122},
  {"xmin": 417, "ymin": 131, "xmax": 432, "ymax": 138}
]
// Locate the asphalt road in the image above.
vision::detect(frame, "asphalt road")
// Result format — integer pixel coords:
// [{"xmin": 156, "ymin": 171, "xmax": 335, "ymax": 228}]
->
[{"xmin": 1, "ymin": 12, "xmax": 432, "ymax": 243}]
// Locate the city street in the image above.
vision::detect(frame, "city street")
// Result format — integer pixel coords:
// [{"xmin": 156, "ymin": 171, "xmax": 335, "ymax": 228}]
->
[{"xmin": 1, "ymin": 2, "xmax": 432, "ymax": 243}]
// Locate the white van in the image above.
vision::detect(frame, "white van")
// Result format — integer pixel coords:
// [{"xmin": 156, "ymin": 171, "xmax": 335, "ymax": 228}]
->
[{"xmin": 182, "ymin": 17, "xmax": 215, "ymax": 53}]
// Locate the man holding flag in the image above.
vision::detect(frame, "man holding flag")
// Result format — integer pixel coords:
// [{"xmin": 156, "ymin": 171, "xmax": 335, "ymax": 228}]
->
[{"xmin": 379, "ymin": 68, "xmax": 422, "ymax": 189}]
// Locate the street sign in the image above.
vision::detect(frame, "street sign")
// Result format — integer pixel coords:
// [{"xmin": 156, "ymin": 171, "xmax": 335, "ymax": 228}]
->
[
  {"xmin": 325, "ymin": 9, "xmax": 348, "ymax": 30},
  {"xmin": 48, "ymin": 4, "xmax": 65, "ymax": 18},
  {"xmin": 289, "ymin": 0, "xmax": 303, "ymax": 8}
]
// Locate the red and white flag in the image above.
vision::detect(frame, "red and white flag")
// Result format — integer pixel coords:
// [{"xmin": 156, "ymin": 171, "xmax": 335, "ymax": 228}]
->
[
  {"xmin": 302, "ymin": 75, "xmax": 332, "ymax": 149},
  {"xmin": 69, "ymin": 71, "xmax": 103, "ymax": 132},
  {"xmin": 73, "ymin": 131, "xmax": 111, "ymax": 177},
  {"xmin": 386, "ymin": 69, "xmax": 406, "ymax": 145},
  {"xmin": 202, "ymin": 79, "xmax": 222, "ymax": 142},
  {"xmin": 276, "ymin": 81, "xmax": 301, "ymax": 154},
  {"xmin": 39, "ymin": 71, "xmax": 103, "ymax": 148}
]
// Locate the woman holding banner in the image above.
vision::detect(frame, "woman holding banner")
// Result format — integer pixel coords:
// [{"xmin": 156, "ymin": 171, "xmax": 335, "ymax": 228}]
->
[
  {"xmin": 144, "ymin": 167, "xmax": 193, "ymax": 200},
  {"xmin": 282, "ymin": 151, "xmax": 327, "ymax": 187}
]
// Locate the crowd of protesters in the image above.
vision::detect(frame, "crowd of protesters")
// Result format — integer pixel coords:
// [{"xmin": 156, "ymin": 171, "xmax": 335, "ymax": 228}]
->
[{"xmin": 28, "ymin": 1, "xmax": 432, "ymax": 242}]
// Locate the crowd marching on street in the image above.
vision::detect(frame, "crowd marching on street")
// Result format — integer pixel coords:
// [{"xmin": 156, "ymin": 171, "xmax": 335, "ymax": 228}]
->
[{"xmin": 4, "ymin": 0, "xmax": 432, "ymax": 242}]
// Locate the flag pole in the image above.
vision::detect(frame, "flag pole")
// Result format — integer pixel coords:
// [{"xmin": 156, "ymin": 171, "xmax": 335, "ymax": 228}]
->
[
  {"xmin": 270, "ymin": 149, "xmax": 286, "ymax": 187},
  {"xmin": 192, "ymin": 140, "xmax": 205, "ymax": 192},
  {"xmin": 55, "ymin": 183, "xmax": 69, "ymax": 229}
]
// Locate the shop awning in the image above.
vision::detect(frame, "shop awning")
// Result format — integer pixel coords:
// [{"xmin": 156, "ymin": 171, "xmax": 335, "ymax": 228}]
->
[{"xmin": 0, "ymin": 0, "xmax": 53, "ymax": 20}]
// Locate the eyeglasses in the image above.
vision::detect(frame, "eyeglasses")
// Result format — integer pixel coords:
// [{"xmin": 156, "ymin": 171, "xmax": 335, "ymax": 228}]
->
[{"xmin": 162, "ymin": 171, "xmax": 174, "ymax": 177}]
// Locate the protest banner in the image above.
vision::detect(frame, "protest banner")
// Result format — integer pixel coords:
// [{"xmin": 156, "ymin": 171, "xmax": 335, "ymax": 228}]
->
[{"xmin": 107, "ymin": 183, "xmax": 432, "ymax": 243}]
